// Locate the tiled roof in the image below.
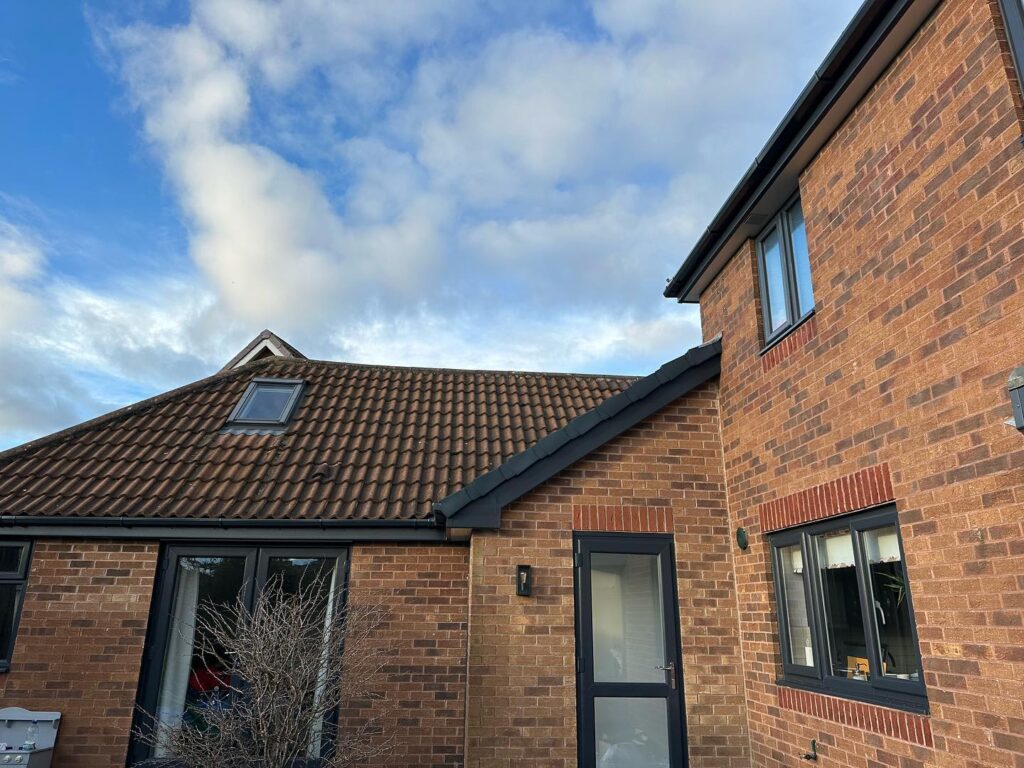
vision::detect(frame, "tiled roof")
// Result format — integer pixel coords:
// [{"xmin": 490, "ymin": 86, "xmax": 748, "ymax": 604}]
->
[{"xmin": 0, "ymin": 357, "xmax": 635, "ymax": 522}]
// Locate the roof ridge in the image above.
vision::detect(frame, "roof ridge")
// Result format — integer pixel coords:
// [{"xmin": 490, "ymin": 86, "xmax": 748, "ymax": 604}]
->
[
  {"xmin": 0, "ymin": 357, "xmax": 273, "ymax": 466},
  {"xmin": 268, "ymin": 356, "xmax": 641, "ymax": 381}
]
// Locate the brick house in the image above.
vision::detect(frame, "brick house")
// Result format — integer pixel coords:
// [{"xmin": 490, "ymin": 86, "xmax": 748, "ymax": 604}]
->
[{"xmin": 0, "ymin": 1, "xmax": 1022, "ymax": 767}]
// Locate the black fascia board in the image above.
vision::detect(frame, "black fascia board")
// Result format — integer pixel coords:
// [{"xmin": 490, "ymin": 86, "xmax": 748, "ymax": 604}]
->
[
  {"xmin": 664, "ymin": 0, "xmax": 922, "ymax": 303},
  {"xmin": 433, "ymin": 337, "xmax": 722, "ymax": 529}
]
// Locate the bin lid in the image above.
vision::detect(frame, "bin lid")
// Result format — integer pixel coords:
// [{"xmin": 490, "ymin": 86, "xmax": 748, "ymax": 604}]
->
[{"xmin": 0, "ymin": 708, "xmax": 61, "ymax": 751}]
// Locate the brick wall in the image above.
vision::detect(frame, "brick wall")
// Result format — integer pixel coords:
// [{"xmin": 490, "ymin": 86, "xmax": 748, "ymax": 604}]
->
[
  {"xmin": 343, "ymin": 544, "xmax": 469, "ymax": 767},
  {"xmin": 0, "ymin": 539, "xmax": 158, "ymax": 768},
  {"xmin": 465, "ymin": 380, "xmax": 750, "ymax": 768},
  {"xmin": 698, "ymin": 0, "xmax": 1024, "ymax": 765}
]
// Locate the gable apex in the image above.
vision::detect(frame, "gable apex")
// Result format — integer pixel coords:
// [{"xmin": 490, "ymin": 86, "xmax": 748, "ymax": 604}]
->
[{"xmin": 221, "ymin": 330, "xmax": 307, "ymax": 371}]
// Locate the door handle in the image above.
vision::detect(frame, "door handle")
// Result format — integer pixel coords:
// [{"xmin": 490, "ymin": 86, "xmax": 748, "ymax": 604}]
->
[{"xmin": 655, "ymin": 662, "xmax": 676, "ymax": 689}]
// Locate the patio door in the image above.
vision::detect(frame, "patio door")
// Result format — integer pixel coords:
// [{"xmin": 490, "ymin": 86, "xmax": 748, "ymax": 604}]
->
[{"xmin": 576, "ymin": 535, "xmax": 687, "ymax": 768}]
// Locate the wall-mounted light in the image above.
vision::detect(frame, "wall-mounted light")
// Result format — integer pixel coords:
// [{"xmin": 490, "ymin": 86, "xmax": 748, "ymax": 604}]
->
[
  {"xmin": 516, "ymin": 564, "xmax": 533, "ymax": 597},
  {"xmin": 736, "ymin": 527, "xmax": 749, "ymax": 551},
  {"xmin": 1009, "ymin": 366, "xmax": 1024, "ymax": 430}
]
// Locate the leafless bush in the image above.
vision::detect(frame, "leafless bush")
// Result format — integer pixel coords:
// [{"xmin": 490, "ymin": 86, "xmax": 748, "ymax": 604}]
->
[{"xmin": 134, "ymin": 577, "xmax": 396, "ymax": 767}]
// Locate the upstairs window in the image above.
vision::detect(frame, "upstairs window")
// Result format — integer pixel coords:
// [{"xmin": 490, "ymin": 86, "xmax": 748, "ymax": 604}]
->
[
  {"xmin": 770, "ymin": 505, "xmax": 927, "ymax": 712},
  {"xmin": 226, "ymin": 378, "xmax": 304, "ymax": 430},
  {"xmin": 757, "ymin": 195, "xmax": 815, "ymax": 345},
  {"xmin": 999, "ymin": 0, "xmax": 1024, "ymax": 93}
]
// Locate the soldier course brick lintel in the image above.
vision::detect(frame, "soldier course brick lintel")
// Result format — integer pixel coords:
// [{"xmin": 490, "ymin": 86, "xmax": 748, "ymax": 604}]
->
[
  {"xmin": 573, "ymin": 504, "xmax": 673, "ymax": 533},
  {"xmin": 759, "ymin": 463, "xmax": 894, "ymax": 533}
]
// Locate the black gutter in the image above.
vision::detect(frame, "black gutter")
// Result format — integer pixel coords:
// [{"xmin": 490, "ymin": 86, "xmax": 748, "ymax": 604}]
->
[
  {"xmin": 0, "ymin": 515, "xmax": 448, "ymax": 543},
  {"xmin": 664, "ymin": 0, "xmax": 919, "ymax": 302},
  {"xmin": 434, "ymin": 337, "xmax": 722, "ymax": 529}
]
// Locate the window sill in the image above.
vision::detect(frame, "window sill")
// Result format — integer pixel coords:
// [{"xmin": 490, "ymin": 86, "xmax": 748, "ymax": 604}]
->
[
  {"xmin": 777, "ymin": 677, "xmax": 928, "ymax": 716},
  {"xmin": 759, "ymin": 310, "xmax": 816, "ymax": 357}
]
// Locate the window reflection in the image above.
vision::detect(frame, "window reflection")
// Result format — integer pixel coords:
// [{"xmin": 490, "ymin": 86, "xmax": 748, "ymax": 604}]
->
[
  {"xmin": 863, "ymin": 526, "xmax": 919, "ymax": 681},
  {"xmin": 814, "ymin": 528, "xmax": 869, "ymax": 680}
]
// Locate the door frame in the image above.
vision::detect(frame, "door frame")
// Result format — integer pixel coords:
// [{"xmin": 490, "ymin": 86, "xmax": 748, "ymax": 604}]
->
[
  {"xmin": 127, "ymin": 543, "xmax": 350, "ymax": 765},
  {"xmin": 574, "ymin": 532, "xmax": 689, "ymax": 768}
]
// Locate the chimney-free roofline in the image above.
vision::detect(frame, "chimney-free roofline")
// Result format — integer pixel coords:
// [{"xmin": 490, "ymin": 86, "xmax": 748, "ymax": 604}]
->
[{"xmin": 664, "ymin": 0, "xmax": 941, "ymax": 303}]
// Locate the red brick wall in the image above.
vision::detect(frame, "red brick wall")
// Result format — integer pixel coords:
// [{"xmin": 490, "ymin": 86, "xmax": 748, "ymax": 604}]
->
[
  {"xmin": 344, "ymin": 544, "xmax": 469, "ymax": 767},
  {"xmin": 0, "ymin": 540, "xmax": 158, "ymax": 768},
  {"xmin": 698, "ymin": 0, "xmax": 1024, "ymax": 765},
  {"xmin": 465, "ymin": 381, "xmax": 750, "ymax": 768}
]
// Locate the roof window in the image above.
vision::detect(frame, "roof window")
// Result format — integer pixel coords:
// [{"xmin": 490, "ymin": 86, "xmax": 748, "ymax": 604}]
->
[{"xmin": 226, "ymin": 378, "xmax": 304, "ymax": 430}]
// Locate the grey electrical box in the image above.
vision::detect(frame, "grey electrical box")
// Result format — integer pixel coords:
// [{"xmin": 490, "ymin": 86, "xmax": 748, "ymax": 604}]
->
[
  {"xmin": 0, "ymin": 708, "xmax": 61, "ymax": 767},
  {"xmin": 1010, "ymin": 366, "xmax": 1024, "ymax": 430}
]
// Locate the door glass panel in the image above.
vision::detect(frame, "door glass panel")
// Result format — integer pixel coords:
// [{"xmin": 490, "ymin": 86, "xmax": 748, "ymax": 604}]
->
[
  {"xmin": 595, "ymin": 697, "xmax": 670, "ymax": 768},
  {"xmin": 863, "ymin": 526, "xmax": 920, "ymax": 681},
  {"xmin": 154, "ymin": 556, "xmax": 247, "ymax": 756},
  {"xmin": 591, "ymin": 553, "xmax": 666, "ymax": 683},
  {"xmin": 787, "ymin": 200, "xmax": 814, "ymax": 316},
  {"xmin": 760, "ymin": 227, "xmax": 789, "ymax": 333},
  {"xmin": 814, "ymin": 528, "xmax": 869, "ymax": 680},
  {"xmin": 778, "ymin": 544, "xmax": 813, "ymax": 666}
]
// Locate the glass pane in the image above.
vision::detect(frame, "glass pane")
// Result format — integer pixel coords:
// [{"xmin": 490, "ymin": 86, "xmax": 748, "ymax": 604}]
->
[
  {"xmin": 0, "ymin": 584, "xmax": 21, "ymax": 661},
  {"xmin": 595, "ymin": 697, "xmax": 670, "ymax": 768},
  {"xmin": 814, "ymin": 528, "xmax": 869, "ymax": 680},
  {"xmin": 779, "ymin": 544, "xmax": 813, "ymax": 666},
  {"xmin": 863, "ymin": 526, "xmax": 920, "ymax": 681},
  {"xmin": 788, "ymin": 201, "xmax": 814, "ymax": 316},
  {"xmin": 760, "ymin": 228, "xmax": 789, "ymax": 333},
  {"xmin": 265, "ymin": 556, "xmax": 338, "ymax": 611},
  {"xmin": 0, "ymin": 546, "xmax": 23, "ymax": 574},
  {"xmin": 591, "ymin": 553, "xmax": 666, "ymax": 683},
  {"xmin": 238, "ymin": 384, "xmax": 296, "ymax": 422},
  {"xmin": 154, "ymin": 556, "xmax": 247, "ymax": 756}
]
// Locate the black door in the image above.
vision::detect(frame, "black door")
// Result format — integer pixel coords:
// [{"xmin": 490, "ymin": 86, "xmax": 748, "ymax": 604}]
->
[{"xmin": 575, "ymin": 534, "xmax": 687, "ymax": 768}]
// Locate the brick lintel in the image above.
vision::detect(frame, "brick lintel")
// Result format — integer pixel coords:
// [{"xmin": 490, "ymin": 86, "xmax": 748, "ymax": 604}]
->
[{"xmin": 759, "ymin": 463, "xmax": 894, "ymax": 533}]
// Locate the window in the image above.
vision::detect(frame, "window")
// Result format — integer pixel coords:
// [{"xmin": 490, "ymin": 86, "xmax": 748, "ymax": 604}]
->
[
  {"xmin": 0, "ymin": 542, "xmax": 31, "ymax": 672},
  {"xmin": 770, "ymin": 506, "xmax": 926, "ymax": 712},
  {"xmin": 999, "ymin": 0, "xmax": 1024, "ymax": 92},
  {"xmin": 131, "ymin": 546, "xmax": 347, "ymax": 763},
  {"xmin": 756, "ymin": 195, "xmax": 815, "ymax": 344},
  {"xmin": 226, "ymin": 378, "xmax": 304, "ymax": 430}
]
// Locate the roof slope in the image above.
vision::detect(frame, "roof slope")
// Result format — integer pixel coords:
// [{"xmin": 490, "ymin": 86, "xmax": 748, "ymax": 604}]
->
[
  {"xmin": 0, "ymin": 358, "xmax": 634, "ymax": 522},
  {"xmin": 435, "ymin": 337, "xmax": 721, "ymax": 528}
]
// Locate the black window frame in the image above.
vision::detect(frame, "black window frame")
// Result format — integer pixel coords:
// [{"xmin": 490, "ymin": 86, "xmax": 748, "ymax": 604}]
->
[
  {"xmin": 769, "ymin": 505, "xmax": 928, "ymax": 713},
  {"xmin": 0, "ymin": 540, "xmax": 32, "ymax": 673},
  {"xmin": 755, "ymin": 193, "xmax": 815, "ymax": 347},
  {"xmin": 999, "ymin": 0, "xmax": 1024, "ymax": 96},
  {"xmin": 225, "ymin": 377, "xmax": 305, "ymax": 430},
  {"xmin": 129, "ymin": 544, "xmax": 350, "ymax": 765}
]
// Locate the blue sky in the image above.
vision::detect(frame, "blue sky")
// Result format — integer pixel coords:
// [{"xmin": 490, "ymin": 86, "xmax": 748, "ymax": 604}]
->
[{"xmin": 0, "ymin": 0, "xmax": 862, "ymax": 450}]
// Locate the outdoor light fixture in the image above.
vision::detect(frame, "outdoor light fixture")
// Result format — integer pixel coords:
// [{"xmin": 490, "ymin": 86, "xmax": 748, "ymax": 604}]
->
[
  {"xmin": 1009, "ymin": 366, "xmax": 1024, "ymax": 430},
  {"xmin": 736, "ymin": 527, "xmax": 749, "ymax": 551},
  {"xmin": 516, "ymin": 564, "xmax": 533, "ymax": 597}
]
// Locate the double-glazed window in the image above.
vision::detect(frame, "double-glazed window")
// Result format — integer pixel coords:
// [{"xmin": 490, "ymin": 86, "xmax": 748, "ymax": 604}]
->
[
  {"xmin": 999, "ymin": 0, "xmax": 1024, "ymax": 92},
  {"xmin": 0, "ymin": 542, "xmax": 31, "ymax": 672},
  {"xmin": 756, "ymin": 196, "xmax": 815, "ymax": 344},
  {"xmin": 770, "ymin": 506, "xmax": 927, "ymax": 712},
  {"xmin": 131, "ymin": 546, "xmax": 347, "ymax": 763}
]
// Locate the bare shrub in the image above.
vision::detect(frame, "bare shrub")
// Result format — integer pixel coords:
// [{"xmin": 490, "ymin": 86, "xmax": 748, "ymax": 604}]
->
[{"xmin": 134, "ymin": 577, "xmax": 396, "ymax": 767}]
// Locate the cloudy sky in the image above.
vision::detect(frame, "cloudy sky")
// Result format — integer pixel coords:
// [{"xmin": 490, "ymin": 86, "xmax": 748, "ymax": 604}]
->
[{"xmin": 0, "ymin": 0, "xmax": 862, "ymax": 450}]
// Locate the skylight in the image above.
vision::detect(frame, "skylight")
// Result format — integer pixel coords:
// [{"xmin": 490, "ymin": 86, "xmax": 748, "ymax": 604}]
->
[{"xmin": 227, "ymin": 378, "xmax": 304, "ymax": 429}]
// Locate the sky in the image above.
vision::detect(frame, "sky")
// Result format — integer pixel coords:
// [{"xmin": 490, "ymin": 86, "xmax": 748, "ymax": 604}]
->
[{"xmin": 0, "ymin": 0, "xmax": 863, "ymax": 450}]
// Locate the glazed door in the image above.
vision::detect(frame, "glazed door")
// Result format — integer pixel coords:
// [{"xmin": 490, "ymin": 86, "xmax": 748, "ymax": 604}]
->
[{"xmin": 576, "ymin": 535, "xmax": 687, "ymax": 768}]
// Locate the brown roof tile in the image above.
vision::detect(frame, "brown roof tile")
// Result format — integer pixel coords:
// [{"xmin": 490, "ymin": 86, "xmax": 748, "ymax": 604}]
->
[{"xmin": 0, "ymin": 357, "xmax": 635, "ymax": 522}]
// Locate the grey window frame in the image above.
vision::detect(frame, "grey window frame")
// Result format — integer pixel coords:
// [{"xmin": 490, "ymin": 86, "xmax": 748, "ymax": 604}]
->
[
  {"xmin": 999, "ymin": 0, "xmax": 1024, "ymax": 96},
  {"xmin": 756, "ymin": 193, "xmax": 815, "ymax": 347},
  {"xmin": 769, "ymin": 505, "xmax": 928, "ymax": 713},
  {"xmin": 0, "ymin": 541, "xmax": 32, "ymax": 673},
  {"xmin": 226, "ymin": 377, "xmax": 305, "ymax": 430}
]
